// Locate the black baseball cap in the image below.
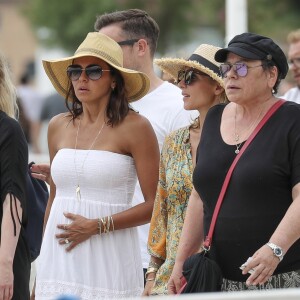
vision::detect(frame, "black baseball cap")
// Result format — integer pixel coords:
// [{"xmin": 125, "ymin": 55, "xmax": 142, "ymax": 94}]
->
[{"xmin": 215, "ymin": 32, "xmax": 288, "ymax": 79}]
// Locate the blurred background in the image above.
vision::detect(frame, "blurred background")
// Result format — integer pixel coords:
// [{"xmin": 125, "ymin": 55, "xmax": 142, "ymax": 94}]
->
[{"xmin": 1, "ymin": 0, "xmax": 299, "ymax": 162}]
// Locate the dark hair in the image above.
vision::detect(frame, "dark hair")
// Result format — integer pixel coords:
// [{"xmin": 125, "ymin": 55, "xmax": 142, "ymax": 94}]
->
[
  {"xmin": 94, "ymin": 9, "xmax": 160, "ymax": 58},
  {"xmin": 262, "ymin": 60, "xmax": 281, "ymax": 94},
  {"xmin": 65, "ymin": 67, "xmax": 129, "ymax": 126}
]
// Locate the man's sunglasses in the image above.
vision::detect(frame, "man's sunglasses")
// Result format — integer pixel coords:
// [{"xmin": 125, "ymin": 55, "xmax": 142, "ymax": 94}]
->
[
  {"xmin": 219, "ymin": 62, "xmax": 264, "ymax": 78},
  {"xmin": 177, "ymin": 69, "xmax": 208, "ymax": 85},
  {"xmin": 289, "ymin": 57, "xmax": 300, "ymax": 68},
  {"xmin": 117, "ymin": 39, "xmax": 139, "ymax": 46},
  {"xmin": 66, "ymin": 65, "xmax": 111, "ymax": 81}
]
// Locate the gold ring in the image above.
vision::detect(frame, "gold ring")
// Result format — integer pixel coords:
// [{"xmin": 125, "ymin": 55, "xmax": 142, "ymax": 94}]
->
[{"xmin": 65, "ymin": 238, "xmax": 70, "ymax": 244}]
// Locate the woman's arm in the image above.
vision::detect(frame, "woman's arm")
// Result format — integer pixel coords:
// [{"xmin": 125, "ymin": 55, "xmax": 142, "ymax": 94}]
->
[
  {"xmin": 112, "ymin": 115, "xmax": 160, "ymax": 227},
  {"xmin": 143, "ymin": 256, "xmax": 164, "ymax": 296},
  {"xmin": 243, "ymin": 182, "xmax": 300, "ymax": 286},
  {"xmin": 0, "ymin": 195, "xmax": 22, "ymax": 300},
  {"xmin": 143, "ymin": 136, "xmax": 170, "ymax": 296},
  {"xmin": 168, "ymin": 188, "xmax": 204, "ymax": 294},
  {"xmin": 42, "ymin": 115, "xmax": 62, "ymax": 231}
]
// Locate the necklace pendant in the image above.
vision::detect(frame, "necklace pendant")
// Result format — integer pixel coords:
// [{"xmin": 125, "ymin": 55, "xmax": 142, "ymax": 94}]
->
[
  {"xmin": 235, "ymin": 149, "xmax": 240, "ymax": 154},
  {"xmin": 76, "ymin": 185, "xmax": 81, "ymax": 201}
]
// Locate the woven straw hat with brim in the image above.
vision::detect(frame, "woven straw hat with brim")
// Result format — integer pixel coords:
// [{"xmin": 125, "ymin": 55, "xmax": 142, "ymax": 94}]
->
[
  {"xmin": 154, "ymin": 44, "xmax": 224, "ymax": 88},
  {"xmin": 42, "ymin": 32, "xmax": 150, "ymax": 102}
]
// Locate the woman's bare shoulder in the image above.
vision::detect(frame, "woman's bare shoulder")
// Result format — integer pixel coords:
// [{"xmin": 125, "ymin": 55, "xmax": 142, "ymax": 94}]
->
[
  {"xmin": 48, "ymin": 112, "xmax": 73, "ymax": 130},
  {"xmin": 123, "ymin": 110, "xmax": 152, "ymax": 129}
]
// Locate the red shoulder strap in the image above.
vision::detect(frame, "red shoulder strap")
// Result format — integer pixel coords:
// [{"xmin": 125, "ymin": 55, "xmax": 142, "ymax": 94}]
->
[{"xmin": 203, "ymin": 99, "xmax": 285, "ymax": 249}]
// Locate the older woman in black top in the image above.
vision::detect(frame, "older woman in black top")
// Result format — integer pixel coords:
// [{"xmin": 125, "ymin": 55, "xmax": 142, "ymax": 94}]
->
[
  {"xmin": 0, "ymin": 53, "xmax": 30, "ymax": 299},
  {"xmin": 169, "ymin": 32, "xmax": 300, "ymax": 293}
]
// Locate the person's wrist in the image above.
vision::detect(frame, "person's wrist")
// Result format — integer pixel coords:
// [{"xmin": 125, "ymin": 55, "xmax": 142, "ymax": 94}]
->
[
  {"xmin": 266, "ymin": 242, "xmax": 284, "ymax": 261},
  {"xmin": 145, "ymin": 275, "xmax": 156, "ymax": 282},
  {"xmin": 0, "ymin": 256, "xmax": 13, "ymax": 266}
]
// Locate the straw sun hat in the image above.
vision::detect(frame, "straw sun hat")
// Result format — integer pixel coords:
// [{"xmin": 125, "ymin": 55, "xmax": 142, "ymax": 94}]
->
[
  {"xmin": 154, "ymin": 44, "xmax": 224, "ymax": 88},
  {"xmin": 42, "ymin": 32, "xmax": 150, "ymax": 102}
]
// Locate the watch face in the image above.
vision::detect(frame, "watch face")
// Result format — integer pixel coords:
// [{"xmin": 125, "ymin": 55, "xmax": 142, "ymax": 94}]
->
[{"xmin": 274, "ymin": 248, "xmax": 282, "ymax": 256}]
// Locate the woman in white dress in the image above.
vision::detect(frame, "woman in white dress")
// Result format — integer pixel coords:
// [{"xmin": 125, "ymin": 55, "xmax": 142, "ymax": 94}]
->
[{"xmin": 33, "ymin": 32, "xmax": 159, "ymax": 299}]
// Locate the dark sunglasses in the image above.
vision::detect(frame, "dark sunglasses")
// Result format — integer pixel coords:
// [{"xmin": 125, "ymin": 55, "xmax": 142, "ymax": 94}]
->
[
  {"xmin": 219, "ymin": 62, "xmax": 264, "ymax": 78},
  {"xmin": 66, "ymin": 65, "xmax": 111, "ymax": 81},
  {"xmin": 117, "ymin": 39, "xmax": 139, "ymax": 46},
  {"xmin": 177, "ymin": 69, "xmax": 208, "ymax": 85}
]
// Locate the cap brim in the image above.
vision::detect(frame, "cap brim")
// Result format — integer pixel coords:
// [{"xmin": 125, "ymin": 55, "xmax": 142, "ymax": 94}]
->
[{"xmin": 215, "ymin": 46, "xmax": 262, "ymax": 62}]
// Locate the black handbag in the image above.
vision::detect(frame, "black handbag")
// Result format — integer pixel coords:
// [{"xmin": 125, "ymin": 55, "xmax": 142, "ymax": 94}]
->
[
  {"xmin": 25, "ymin": 162, "xmax": 49, "ymax": 262},
  {"xmin": 180, "ymin": 100, "xmax": 285, "ymax": 294},
  {"xmin": 181, "ymin": 251, "xmax": 222, "ymax": 293}
]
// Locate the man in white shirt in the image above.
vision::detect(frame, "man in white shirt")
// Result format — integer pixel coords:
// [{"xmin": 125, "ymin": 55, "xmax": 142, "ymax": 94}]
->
[
  {"xmin": 282, "ymin": 29, "xmax": 300, "ymax": 103},
  {"xmin": 95, "ymin": 9, "xmax": 197, "ymax": 277}
]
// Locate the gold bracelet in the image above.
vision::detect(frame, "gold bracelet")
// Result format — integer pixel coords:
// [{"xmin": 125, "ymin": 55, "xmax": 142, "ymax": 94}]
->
[
  {"xmin": 106, "ymin": 216, "xmax": 111, "ymax": 233},
  {"xmin": 149, "ymin": 260, "xmax": 161, "ymax": 269},
  {"xmin": 97, "ymin": 218, "xmax": 102, "ymax": 235},
  {"xmin": 110, "ymin": 216, "xmax": 115, "ymax": 232},
  {"xmin": 145, "ymin": 277, "xmax": 155, "ymax": 282},
  {"xmin": 101, "ymin": 217, "xmax": 107, "ymax": 233},
  {"xmin": 145, "ymin": 267, "xmax": 158, "ymax": 280}
]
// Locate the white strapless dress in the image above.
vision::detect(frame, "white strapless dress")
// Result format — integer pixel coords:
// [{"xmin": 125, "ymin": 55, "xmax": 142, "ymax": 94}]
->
[{"xmin": 35, "ymin": 149, "xmax": 143, "ymax": 299}]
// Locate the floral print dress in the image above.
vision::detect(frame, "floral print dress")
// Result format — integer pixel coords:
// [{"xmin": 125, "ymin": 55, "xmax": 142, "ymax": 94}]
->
[{"xmin": 148, "ymin": 126, "xmax": 194, "ymax": 295}]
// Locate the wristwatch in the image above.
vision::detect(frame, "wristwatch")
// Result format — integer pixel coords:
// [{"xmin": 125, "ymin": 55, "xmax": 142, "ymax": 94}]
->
[{"xmin": 266, "ymin": 242, "xmax": 284, "ymax": 262}]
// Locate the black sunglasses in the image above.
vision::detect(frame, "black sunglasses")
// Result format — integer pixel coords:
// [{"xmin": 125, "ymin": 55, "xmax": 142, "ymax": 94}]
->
[
  {"xmin": 117, "ymin": 39, "xmax": 139, "ymax": 46},
  {"xmin": 66, "ymin": 65, "xmax": 111, "ymax": 81},
  {"xmin": 177, "ymin": 69, "xmax": 209, "ymax": 85}
]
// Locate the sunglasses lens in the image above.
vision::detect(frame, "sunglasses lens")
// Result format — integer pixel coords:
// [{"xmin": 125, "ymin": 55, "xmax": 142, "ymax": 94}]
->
[
  {"xmin": 67, "ymin": 67, "xmax": 82, "ymax": 81},
  {"xmin": 177, "ymin": 70, "xmax": 185, "ymax": 83},
  {"xmin": 67, "ymin": 66, "xmax": 104, "ymax": 81},
  {"xmin": 85, "ymin": 66, "xmax": 103, "ymax": 80},
  {"xmin": 235, "ymin": 63, "xmax": 247, "ymax": 77},
  {"xmin": 184, "ymin": 70, "xmax": 194, "ymax": 85},
  {"xmin": 220, "ymin": 64, "xmax": 231, "ymax": 78}
]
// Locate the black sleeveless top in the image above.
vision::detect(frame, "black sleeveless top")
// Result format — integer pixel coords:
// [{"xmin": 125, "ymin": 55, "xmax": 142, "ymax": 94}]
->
[
  {"xmin": 0, "ymin": 111, "xmax": 30, "ymax": 299},
  {"xmin": 193, "ymin": 102, "xmax": 300, "ymax": 281}
]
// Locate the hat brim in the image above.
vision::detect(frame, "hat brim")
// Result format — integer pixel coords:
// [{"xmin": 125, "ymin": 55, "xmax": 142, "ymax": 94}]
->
[
  {"xmin": 215, "ymin": 46, "xmax": 262, "ymax": 63},
  {"xmin": 154, "ymin": 57, "xmax": 224, "ymax": 88},
  {"xmin": 43, "ymin": 55, "xmax": 150, "ymax": 103}
]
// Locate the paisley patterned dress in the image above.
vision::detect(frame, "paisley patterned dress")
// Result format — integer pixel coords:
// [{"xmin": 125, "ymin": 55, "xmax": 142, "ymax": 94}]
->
[{"xmin": 148, "ymin": 126, "xmax": 194, "ymax": 295}]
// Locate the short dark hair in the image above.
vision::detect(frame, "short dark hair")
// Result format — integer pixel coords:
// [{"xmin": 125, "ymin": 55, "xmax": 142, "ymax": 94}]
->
[
  {"xmin": 262, "ymin": 60, "xmax": 281, "ymax": 95},
  {"xmin": 94, "ymin": 9, "xmax": 160, "ymax": 58}
]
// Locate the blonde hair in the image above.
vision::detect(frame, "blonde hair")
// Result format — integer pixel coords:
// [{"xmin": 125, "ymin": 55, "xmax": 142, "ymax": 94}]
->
[
  {"xmin": 0, "ymin": 52, "xmax": 18, "ymax": 119},
  {"xmin": 287, "ymin": 29, "xmax": 300, "ymax": 44}
]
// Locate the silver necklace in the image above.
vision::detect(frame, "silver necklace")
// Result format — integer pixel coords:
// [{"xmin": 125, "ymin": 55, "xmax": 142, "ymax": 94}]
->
[
  {"xmin": 74, "ymin": 116, "xmax": 106, "ymax": 201},
  {"xmin": 234, "ymin": 104, "xmax": 265, "ymax": 154}
]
